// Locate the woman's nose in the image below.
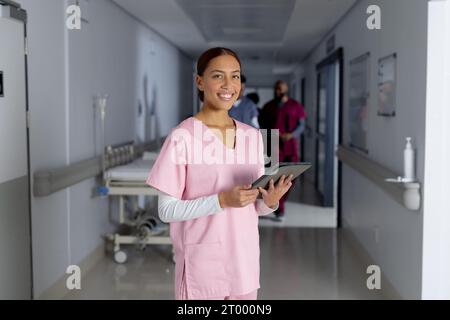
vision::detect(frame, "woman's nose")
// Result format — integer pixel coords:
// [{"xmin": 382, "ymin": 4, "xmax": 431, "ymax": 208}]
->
[
  {"xmin": 221, "ymin": 76, "xmax": 232, "ymax": 88},
  {"xmin": 221, "ymin": 82, "xmax": 229, "ymax": 90}
]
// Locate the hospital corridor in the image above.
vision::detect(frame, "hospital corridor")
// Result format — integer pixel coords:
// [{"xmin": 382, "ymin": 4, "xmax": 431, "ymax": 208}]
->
[{"xmin": 1, "ymin": 0, "xmax": 450, "ymax": 301}]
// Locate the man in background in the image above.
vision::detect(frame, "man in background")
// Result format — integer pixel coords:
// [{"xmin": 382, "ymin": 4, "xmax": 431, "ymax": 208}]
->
[{"xmin": 259, "ymin": 80, "xmax": 306, "ymax": 222}]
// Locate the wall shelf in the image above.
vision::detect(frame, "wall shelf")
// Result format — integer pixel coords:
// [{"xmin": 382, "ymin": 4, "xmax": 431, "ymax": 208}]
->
[{"xmin": 337, "ymin": 145, "xmax": 421, "ymax": 211}]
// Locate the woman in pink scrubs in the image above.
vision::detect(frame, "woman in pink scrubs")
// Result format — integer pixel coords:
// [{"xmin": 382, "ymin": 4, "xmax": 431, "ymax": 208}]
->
[{"xmin": 146, "ymin": 47, "xmax": 293, "ymax": 300}]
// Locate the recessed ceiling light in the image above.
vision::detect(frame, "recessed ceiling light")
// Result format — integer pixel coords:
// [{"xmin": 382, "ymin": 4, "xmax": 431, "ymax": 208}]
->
[{"xmin": 222, "ymin": 27, "xmax": 263, "ymax": 35}]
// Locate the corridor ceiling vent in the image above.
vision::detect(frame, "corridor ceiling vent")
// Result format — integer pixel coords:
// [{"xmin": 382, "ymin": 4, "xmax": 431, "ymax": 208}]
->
[{"xmin": 174, "ymin": 0, "xmax": 295, "ymax": 44}]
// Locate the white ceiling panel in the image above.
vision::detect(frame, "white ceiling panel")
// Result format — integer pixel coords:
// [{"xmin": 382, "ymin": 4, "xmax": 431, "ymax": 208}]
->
[
  {"xmin": 174, "ymin": 0, "xmax": 295, "ymax": 43},
  {"xmin": 112, "ymin": 0, "xmax": 358, "ymax": 86}
]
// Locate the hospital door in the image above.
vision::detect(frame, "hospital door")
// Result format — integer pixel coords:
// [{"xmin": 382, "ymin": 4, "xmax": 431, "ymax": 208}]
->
[{"xmin": 0, "ymin": 1, "xmax": 32, "ymax": 299}]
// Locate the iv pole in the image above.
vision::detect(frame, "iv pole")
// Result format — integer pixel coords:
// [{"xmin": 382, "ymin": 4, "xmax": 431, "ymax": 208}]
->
[{"xmin": 95, "ymin": 94, "xmax": 109, "ymax": 175}]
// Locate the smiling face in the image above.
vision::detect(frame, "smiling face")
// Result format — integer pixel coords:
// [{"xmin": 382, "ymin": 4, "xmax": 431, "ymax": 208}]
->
[{"xmin": 196, "ymin": 54, "xmax": 241, "ymax": 111}]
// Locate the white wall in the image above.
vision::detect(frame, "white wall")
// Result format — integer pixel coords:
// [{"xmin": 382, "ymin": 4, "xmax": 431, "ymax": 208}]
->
[
  {"xmin": 296, "ymin": 0, "xmax": 428, "ymax": 298},
  {"xmin": 422, "ymin": 0, "xmax": 450, "ymax": 300},
  {"xmin": 18, "ymin": 0, "xmax": 192, "ymax": 297}
]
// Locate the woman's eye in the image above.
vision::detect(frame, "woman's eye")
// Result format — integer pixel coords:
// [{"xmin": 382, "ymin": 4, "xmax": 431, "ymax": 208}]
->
[
  {"xmin": 213, "ymin": 74, "xmax": 223, "ymax": 79},
  {"xmin": 233, "ymin": 75, "xmax": 240, "ymax": 80}
]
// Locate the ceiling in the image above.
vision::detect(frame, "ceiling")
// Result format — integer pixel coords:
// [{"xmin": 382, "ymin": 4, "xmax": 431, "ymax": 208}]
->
[{"xmin": 112, "ymin": 0, "xmax": 358, "ymax": 87}]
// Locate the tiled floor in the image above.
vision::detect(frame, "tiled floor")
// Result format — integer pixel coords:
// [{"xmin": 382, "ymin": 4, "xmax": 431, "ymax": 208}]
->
[
  {"xmin": 63, "ymin": 225, "xmax": 385, "ymax": 300},
  {"xmin": 258, "ymin": 227, "xmax": 385, "ymax": 299},
  {"xmin": 258, "ymin": 178, "xmax": 336, "ymax": 228}
]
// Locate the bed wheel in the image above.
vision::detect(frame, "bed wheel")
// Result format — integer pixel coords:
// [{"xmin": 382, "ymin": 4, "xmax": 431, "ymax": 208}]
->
[
  {"xmin": 147, "ymin": 217, "xmax": 158, "ymax": 228},
  {"xmin": 114, "ymin": 250, "xmax": 127, "ymax": 264},
  {"xmin": 139, "ymin": 224, "xmax": 152, "ymax": 237},
  {"xmin": 138, "ymin": 217, "xmax": 158, "ymax": 237}
]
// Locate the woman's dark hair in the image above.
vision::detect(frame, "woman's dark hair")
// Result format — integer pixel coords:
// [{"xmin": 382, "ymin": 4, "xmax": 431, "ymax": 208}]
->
[{"xmin": 196, "ymin": 47, "xmax": 242, "ymax": 102}]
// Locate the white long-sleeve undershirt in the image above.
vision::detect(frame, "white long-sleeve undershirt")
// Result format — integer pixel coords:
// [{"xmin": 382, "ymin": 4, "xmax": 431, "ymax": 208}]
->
[{"xmin": 158, "ymin": 193, "xmax": 278, "ymax": 223}]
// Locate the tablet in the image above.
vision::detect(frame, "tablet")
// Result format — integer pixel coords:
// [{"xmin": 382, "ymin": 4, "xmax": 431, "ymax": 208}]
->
[{"xmin": 251, "ymin": 162, "xmax": 312, "ymax": 190}]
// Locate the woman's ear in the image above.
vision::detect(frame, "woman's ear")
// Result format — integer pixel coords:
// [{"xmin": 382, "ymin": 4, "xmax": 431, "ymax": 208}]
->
[{"xmin": 196, "ymin": 75, "xmax": 204, "ymax": 92}]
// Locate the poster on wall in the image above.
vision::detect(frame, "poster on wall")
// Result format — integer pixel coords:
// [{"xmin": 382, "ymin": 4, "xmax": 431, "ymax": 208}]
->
[
  {"xmin": 378, "ymin": 53, "xmax": 397, "ymax": 117},
  {"xmin": 349, "ymin": 52, "xmax": 370, "ymax": 153}
]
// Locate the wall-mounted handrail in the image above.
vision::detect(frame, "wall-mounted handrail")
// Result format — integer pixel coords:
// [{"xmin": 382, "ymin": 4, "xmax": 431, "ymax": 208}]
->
[
  {"xmin": 336, "ymin": 145, "xmax": 421, "ymax": 211},
  {"xmin": 34, "ymin": 157, "xmax": 101, "ymax": 197},
  {"xmin": 33, "ymin": 139, "xmax": 162, "ymax": 197},
  {"xmin": 0, "ymin": 0, "xmax": 21, "ymax": 9}
]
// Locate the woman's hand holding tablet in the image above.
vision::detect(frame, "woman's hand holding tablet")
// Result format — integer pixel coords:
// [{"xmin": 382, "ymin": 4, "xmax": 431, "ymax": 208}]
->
[
  {"xmin": 257, "ymin": 174, "xmax": 294, "ymax": 209},
  {"xmin": 251, "ymin": 163, "xmax": 312, "ymax": 190}
]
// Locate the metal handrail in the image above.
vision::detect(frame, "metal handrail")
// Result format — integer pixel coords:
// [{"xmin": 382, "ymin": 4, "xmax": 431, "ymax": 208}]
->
[{"xmin": 33, "ymin": 138, "xmax": 162, "ymax": 197}]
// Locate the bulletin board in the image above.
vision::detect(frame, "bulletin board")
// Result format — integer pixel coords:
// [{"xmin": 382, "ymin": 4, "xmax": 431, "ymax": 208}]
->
[
  {"xmin": 348, "ymin": 52, "xmax": 370, "ymax": 153},
  {"xmin": 377, "ymin": 53, "xmax": 397, "ymax": 117}
]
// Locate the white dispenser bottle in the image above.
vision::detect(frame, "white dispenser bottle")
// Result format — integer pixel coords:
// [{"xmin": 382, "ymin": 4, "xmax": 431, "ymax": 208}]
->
[{"xmin": 403, "ymin": 137, "xmax": 415, "ymax": 182}]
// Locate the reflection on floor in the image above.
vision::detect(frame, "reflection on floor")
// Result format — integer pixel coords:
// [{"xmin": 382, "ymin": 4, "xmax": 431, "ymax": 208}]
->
[
  {"xmin": 64, "ymin": 226, "xmax": 386, "ymax": 300},
  {"xmin": 258, "ymin": 202, "xmax": 336, "ymax": 228},
  {"xmin": 257, "ymin": 177, "xmax": 336, "ymax": 228},
  {"xmin": 258, "ymin": 228, "xmax": 385, "ymax": 299}
]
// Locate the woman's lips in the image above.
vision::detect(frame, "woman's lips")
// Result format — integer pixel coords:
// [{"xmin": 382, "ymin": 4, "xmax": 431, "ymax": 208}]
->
[{"xmin": 217, "ymin": 93, "xmax": 234, "ymax": 101}]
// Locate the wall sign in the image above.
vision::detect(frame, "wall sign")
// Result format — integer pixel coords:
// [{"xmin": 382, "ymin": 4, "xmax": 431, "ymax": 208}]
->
[{"xmin": 378, "ymin": 53, "xmax": 397, "ymax": 117}]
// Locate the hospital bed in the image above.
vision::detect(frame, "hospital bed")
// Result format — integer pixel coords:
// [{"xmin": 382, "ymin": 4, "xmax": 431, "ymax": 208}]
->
[{"xmin": 99, "ymin": 142, "xmax": 171, "ymax": 264}]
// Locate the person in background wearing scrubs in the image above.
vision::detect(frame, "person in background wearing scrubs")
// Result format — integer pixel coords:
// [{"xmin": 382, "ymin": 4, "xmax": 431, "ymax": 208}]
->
[
  {"xmin": 146, "ymin": 47, "xmax": 294, "ymax": 300},
  {"xmin": 228, "ymin": 74, "xmax": 260, "ymax": 128},
  {"xmin": 258, "ymin": 80, "xmax": 306, "ymax": 222}
]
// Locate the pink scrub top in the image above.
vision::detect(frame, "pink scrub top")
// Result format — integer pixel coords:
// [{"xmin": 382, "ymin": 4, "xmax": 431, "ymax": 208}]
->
[{"xmin": 146, "ymin": 116, "xmax": 265, "ymax": 299}]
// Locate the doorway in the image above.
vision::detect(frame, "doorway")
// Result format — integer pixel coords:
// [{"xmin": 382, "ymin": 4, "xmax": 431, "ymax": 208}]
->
[{"xmin": 314, "ymin": 48, "xmax": 343, "ymax": 227}]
